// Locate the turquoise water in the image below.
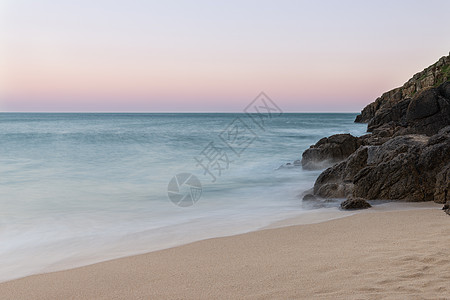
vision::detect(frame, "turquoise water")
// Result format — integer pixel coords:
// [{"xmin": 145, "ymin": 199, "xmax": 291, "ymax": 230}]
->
[{"xmin": 0, "ymin": 113, "xmax": 367, "ymax": 281}]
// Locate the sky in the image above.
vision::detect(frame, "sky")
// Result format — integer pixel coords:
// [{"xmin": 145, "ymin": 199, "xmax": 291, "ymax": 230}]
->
[{"xmin": 0, "ymin": 0, "xmax": 449, "ymax": 112}]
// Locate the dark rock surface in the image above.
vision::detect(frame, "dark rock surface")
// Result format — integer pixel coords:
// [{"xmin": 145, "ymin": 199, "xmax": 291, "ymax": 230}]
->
[
  {"xmin": 365, "ymin": 82, "xmax": 450, "ymax": 136},
  {"xmin": 352, "ymin": 135, "xmax": 431, "ymax": 201},
  {"xmin": 355, "ymin": 53, "xmax": 450, "ymax": 124},
  {"xmin": 301, "ymin": 134, "xmax": 362, "ymax": 170},
  {"xmin": 443, "ymin": 202, "xmax": 450, "ymax": 215},
  {"xmin": 340, "ymin": 197, "xmax": 371, "ymax": 210},
  {"xmin": 300, "ymin": 60, "xmax": 449, "ymax": 207},
  {"xmin": 302, "ymin": 194, "xmax": 317, "ymax": 201},
  {"xmin": 433, "ymin": 162, "xmax": 450, "ymax": 204},
  {"xmin": 312, "ymin": 131, "xmax": 450, "ymax": 202}
]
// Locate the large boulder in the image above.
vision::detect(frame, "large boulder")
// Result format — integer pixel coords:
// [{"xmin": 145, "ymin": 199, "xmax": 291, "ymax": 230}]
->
[
  {"xmin": 301, "ymin": 134, "xmax": 361, "ymax": 170},
  {"xmin": 352, "ymin": 135, "xmax": 429, "ymax": 201},
  {"xmin": 312, "ymin": 130, "xmax": 450, "ymax": 203},
  {"xmin": 406, "ymin": 89, "xmax": 440, "ymax": 120},
  {"xmin": 313, "ymin": 145, "xmax": 368, "ymax": 198}
]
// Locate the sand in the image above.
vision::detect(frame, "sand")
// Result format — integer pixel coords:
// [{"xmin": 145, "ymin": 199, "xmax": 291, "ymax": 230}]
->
[{"xmin": 1, "ymin": 206, "xmax": 449, "ymax": 299}]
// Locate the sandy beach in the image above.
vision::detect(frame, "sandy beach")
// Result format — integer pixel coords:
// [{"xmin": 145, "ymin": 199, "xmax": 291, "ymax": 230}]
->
[
  {"xmin": 2, "ymin": 1, "xmax": 449, "ymax": 299},
  {"xmin": 1, "ymin": 205, "xmax": 449, "ymax": 299}
]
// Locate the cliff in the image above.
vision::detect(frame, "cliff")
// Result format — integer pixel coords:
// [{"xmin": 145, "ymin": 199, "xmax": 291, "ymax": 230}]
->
[{"xmin": 355, "ymin": 53, "xmax": 450, "ymax": 128}]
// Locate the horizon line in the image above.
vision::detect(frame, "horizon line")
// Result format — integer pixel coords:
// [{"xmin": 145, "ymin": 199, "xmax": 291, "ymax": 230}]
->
[{"xmin": 0, "ymin": 111, "xmax": 361, "ymax": 114}]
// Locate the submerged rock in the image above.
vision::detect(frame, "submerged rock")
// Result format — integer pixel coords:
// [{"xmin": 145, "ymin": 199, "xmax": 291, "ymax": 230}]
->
[
  {"xmin": 278, "ymin": 159, "xmax": 302, "ymax": 170},
  {"xmin": 302, "ymin": 194, "xmax": 317, "ymax": 201}
]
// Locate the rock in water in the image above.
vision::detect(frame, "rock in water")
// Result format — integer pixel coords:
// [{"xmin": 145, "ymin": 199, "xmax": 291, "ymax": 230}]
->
[
  {"xmin": 302, "ymin": 194, "xmax": 317, "ymax": 201},
  {"xmin": 303, "ymin": 53, "xmax": 450, "ymax": 205},
  {"xmin": 312, "ymin": 128, "xmax": 450, "ymax": 202},
  {"xmin": 301, "ymin": 134, "xmax": 361, "ymax": 170},
  {"xmin": 340, "ymin": 197, "xmax": 371, "ymax": 210}
]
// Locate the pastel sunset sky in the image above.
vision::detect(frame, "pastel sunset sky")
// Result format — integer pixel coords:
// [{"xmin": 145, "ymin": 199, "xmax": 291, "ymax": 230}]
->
[{"xmin": 1, "ymin": 0, "xmax": 449, "ymax": 112}]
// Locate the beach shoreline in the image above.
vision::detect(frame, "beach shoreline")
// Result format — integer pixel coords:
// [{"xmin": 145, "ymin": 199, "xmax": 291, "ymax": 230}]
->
[
  {"xmin": 0, "ymin": 113, "xmax": 369, "ymax": 285},
  {"xmin": 1, "ymin": 203, "xmax": 448, "ymax": 299}
]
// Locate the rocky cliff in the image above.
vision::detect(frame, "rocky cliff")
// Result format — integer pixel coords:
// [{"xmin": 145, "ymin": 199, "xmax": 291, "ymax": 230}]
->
[
  {"xmin": 355, "ymin": 53, "xmax": 450, "ymax": 127},
  {"xmin": 301, "ymin": 53, "xmax": 450, "ymax": 210}
]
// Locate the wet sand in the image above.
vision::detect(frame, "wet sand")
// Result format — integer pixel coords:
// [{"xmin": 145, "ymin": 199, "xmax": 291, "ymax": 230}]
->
[{"xmin": 1, "ymin": 205, "xmax": 449, "ymax": 299}]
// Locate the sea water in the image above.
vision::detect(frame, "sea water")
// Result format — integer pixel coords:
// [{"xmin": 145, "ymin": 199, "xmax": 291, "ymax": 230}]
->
[{"xmin": 0, "ymin": 113, "xmax": 367, "ymax": 282}]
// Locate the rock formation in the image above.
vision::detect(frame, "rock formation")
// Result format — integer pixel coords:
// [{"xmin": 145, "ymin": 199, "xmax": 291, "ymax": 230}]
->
[
  {"xmin": 302, "ymin": 53, "xmax": 450, "ymax": 208},
  {"xmin": 340, "ymin": 196, "xmax": 371, "ymax": 210},
  {"xmin": 313, "ymin": 129, "xmax": 450, "ymax": 202},
  {"xmin": 355, "ymin": 53, "xmax": 450, "ymax": 124},
  {"xmin": 301, "ymin": 134, "xmax": 362, "ymax": 170},
  {"xmin": 365, "ymin": 82, "xmax": 450, "ymax": 136}
]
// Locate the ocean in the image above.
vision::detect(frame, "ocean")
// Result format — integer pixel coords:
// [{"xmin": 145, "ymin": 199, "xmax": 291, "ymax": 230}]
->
[{"xmin": 0, "ymin": 113, "xmax": 367, "ymax": 282}]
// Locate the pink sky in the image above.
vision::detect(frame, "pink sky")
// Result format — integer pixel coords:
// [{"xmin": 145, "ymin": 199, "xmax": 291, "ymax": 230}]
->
[{"xmin": 1, "ymin": 0, "xmax": 449, "ymax": 112}]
